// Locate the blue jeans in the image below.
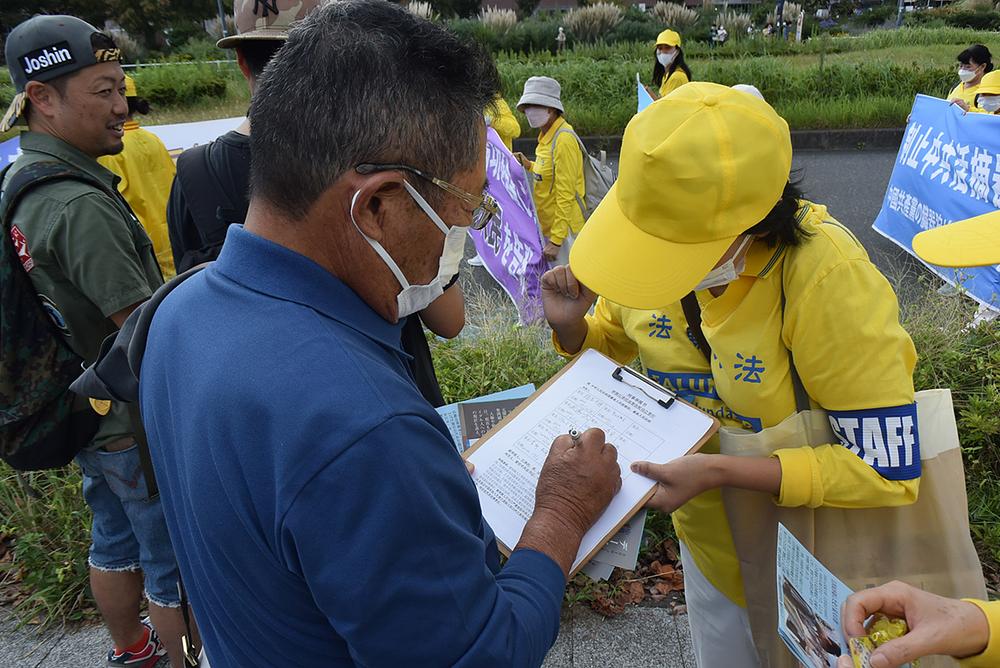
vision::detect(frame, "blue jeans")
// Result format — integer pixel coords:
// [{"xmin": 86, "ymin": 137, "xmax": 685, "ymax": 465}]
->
[{"xmin": 76, "ymin": 444, "xmax": 181, "ymax": 607}]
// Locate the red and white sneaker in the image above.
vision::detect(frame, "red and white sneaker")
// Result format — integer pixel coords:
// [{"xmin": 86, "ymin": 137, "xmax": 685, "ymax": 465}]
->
[{"xmin": 106, "ymin": 618, "xmax": 167, "ymax": 667}]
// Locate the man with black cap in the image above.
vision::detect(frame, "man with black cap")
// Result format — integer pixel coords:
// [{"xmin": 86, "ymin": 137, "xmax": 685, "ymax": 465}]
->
[{"xmin": 1, "ymin": 15, "xmax": 192, "ymax": 668}]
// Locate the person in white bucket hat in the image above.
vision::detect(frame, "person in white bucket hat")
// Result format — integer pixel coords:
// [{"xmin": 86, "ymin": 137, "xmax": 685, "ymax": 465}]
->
[{"xmin": 514, "ymin": 76, "xmax": 586, "ymax": 265}]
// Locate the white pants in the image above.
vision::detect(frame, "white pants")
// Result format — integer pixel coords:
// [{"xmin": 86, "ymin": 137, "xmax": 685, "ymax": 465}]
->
[{"xmin": 680, "ymin": 541, "xmax": 760, "ymax": 668}]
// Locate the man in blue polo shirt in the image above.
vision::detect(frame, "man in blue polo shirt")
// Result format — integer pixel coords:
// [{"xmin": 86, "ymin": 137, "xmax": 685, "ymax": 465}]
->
[{"xmin": 138, "ymin": 2, "xmax": 622, "ymax": 666}]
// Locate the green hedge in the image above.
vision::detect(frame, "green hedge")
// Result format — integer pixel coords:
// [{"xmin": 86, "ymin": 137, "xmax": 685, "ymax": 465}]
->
[
  {"xmin": 130, "ymin": 64, "xmax": 233, "ymax": 107},
  {"xmin": 497, "ymin": 57, "xmax": 955, "ymax": 132}
]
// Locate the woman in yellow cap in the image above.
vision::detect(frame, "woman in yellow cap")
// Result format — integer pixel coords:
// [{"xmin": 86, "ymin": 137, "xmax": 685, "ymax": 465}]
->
[
  {"xmin": 948, "ymin": 44, "xmax": 993, "ymax": 112},
  {"xmin": 541, "ymin": 82, "xmax": 982, "ymax": 667},
  {"xmin": 98, "ymin": 75, "xmax": 177, "ymax": 279},
  {"xmin": 973, "ymin": 70, "xmax": 1000, "ymax": 114},
  {"xmin": 650, "ymin": 29, "xmax": 692, "ymax": 99},
  {"xmin": 835, "ymin": 211, "xmax": 1000, "ymax": 668},
  {"xmin": 514, "ymin": 75, "xmax": 586, "ymax": 265}
]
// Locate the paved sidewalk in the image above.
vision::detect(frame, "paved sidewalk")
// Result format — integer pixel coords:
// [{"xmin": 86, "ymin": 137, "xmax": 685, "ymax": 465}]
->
[{"xmin": 0, "ymin": 605, "xmax": 695, "ymax": 667}]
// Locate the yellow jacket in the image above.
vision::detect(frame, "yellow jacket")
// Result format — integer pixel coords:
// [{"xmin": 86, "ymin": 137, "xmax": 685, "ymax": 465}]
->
[
  {"xmin": 526, "ymin": 116, "xmax": 586, "ymax": 245},
  {"xmin": 948, "ymin": 81, "xmax": 980, "ymax": 109},
  {"xmin": 962, "ymin": 600, "xmax": 1000, "ymax": 667},
  {"xmin": 555, "ymin": 202, "xmax": 920, "ymax": 606},
  {"xmin": 99, "ymin": 121, "xmax": 177, "ymax": 279},
  {"xmin": 659, "ymin": 68, "xmax": 690, "ymax": 98},
  {"xmin": 486, "ymin": 97, "xmax": 521, "ymax": 151}
]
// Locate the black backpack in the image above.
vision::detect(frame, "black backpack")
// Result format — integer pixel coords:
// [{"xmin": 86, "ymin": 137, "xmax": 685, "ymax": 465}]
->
[
  {"xmin": 0, "ymin": 161, "xmax": 105, "ymax": 470},
  {"xmin": 173, "ymin": 143, "xmax": 248, "ymax": 272}
]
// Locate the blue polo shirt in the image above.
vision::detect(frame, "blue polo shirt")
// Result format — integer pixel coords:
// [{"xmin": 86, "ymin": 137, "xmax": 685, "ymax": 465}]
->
[{"xmin": 140, "ymin": 226, "xmax": 565, "ymax": 667}]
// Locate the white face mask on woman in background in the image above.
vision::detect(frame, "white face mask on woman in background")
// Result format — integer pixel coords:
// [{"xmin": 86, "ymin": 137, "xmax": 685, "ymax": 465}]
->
[
  {"xmin": 958, "ymin": 67, "xmax": 978, "ymax": 83},
  {"xmin": 657, "ymin": 51, "xmax": 676, "ymax": 67},
  {"xmin": 524, "ymin": 107, "xmax": 552, "ymax": 129},
  {"xmin": 694, "ymin": 235, "xmax": 754, "ymax": 292},
  {"xmin": 350, "ymin": 182, "xmax": 466, "ymax": 319},
  {"xmin": 979, "ymin": 96, "xmax": 1000, "ymax": 113}
]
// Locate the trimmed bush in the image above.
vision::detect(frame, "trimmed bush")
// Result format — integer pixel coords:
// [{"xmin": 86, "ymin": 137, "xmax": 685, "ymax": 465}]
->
[{"xmin": 131, "ymin": 64, "xmax": 230, "ymax": 107}]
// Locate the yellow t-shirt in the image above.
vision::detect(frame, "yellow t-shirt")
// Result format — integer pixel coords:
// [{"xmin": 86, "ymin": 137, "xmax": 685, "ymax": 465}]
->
[
  {"xmin": 659, "ymin": 68, "xmax": 690, "ymax": 98},
  {"xmin": 962, "ymin": 600, "xmax": 1000, "ymax": 667},
  {"xmin": 99, "ymin": 121, "xmax": 177, "ymax": 279},
  {"xmin": 555, "ymin": 201, "xmax": 920, "ymax": 606},
  {"xmin": 527, "ymin": 116, "xmax": 586, "ymax": 245},
  {"xmin": 486, "ymin": 96, "xmax": 521, "ymax": 151},
  {"xmin": 948, "ymin": 81, "xmax": 980, "ymax": 109}
]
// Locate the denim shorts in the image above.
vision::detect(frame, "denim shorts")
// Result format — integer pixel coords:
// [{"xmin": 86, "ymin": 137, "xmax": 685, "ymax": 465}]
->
[{"xmin": 76, "ymin": 444, "xmax": 181, "ymax": 607}]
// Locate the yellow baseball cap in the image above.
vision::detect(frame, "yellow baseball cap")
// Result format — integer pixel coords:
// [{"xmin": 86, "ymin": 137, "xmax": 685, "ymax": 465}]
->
[
  {"xmin": 124, "ymin": 74, "xmax": 136, "ymax": 98},
  {"xmin": 656, "ymin": 29, "xmax": 681, "ymax": 47},
  {"xmin": 912, "ymin": 210, "xmax": 1000, "ymax": 267},
  {"xmin": 569, "ymin": 82, "xmax": 792, "ymax": 309},
  {"xmin": 977, "ymin": 70, "xmax": 1000, "ymax": 96}
]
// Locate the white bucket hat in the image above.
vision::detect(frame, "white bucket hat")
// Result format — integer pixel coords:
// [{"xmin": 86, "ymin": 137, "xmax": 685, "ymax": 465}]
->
[{"xmin": 517, "ymin": 76, "xmax": 564, "ymax": 113}]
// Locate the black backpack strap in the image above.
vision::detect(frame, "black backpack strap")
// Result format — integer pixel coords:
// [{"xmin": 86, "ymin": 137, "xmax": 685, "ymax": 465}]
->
[{"xmin": 680, "ymin": 292, "xmax": 712, "ymax": 363}]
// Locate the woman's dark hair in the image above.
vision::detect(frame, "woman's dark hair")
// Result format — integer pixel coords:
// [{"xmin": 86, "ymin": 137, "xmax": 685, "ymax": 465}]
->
[
  {"xmin": 127, "ymin": 97, "xmax": 150, "ymax": 115},
  {"xmin": 744, "ymin": 179, "xmax": 812, "ymax": 248},
  {"xmin": 652, "ymin": 46, "xmax": 693, "ymax": 89},
  {"xmin": 958, "ymin": 44, "xmax": 994, "ymax": 72}
]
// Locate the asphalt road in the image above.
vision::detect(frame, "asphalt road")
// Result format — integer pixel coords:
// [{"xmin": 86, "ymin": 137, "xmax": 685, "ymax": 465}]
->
[{"xmin": 465, "ymin": 147, "xmax": 932, "ymax": 307}]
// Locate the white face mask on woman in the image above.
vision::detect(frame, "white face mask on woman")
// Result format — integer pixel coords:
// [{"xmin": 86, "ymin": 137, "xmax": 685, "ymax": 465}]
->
[
  {"xmin": 979, "ymin": 96, "xmax": 1000, "ymax": 113},
  {"xmin": 524, "ymin": 107, "xmax": 552, "ymax": 129},
  {"xmin": 958, "ymin": 67, "xmax": 978, "ymax": 83},
  {"xmin": 694, "ymin": 235, "xmax": 754, "ymax": 291},
  {"xmin": 657, "ymin": 51, "xmax": 676, "ymax": 67},
  {"xmin": 350, "ymin": 182, "xmax": 467, "ymax": 320}
]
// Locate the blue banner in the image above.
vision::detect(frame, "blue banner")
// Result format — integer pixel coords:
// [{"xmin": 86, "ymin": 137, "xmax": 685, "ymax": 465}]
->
[
  {"xmin": 873, "ymin": 94, "xmax": 1000, "ymax": 309},
  {"xmin": 637, "ymin": 73, "xmax": 654, "ymax": 113}
]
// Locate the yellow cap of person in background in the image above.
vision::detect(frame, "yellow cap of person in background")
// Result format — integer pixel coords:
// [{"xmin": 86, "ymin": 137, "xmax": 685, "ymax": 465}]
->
[
  {"xmin": 569, "ymin": 82, "xmax": 792, "ymax": 309},
  {"xmin": 912, "ymin": 210, "xmax": 1000, "ymax": 267},
  {"xmin": 124, "ymin": 74, "xmax": 137, "ymax": 98},
  {"xmin": 977, "ymin": 70, "xmax": 1000, "ymax": 96},
  {"xmin": 656, "ymin": 29, "xmax": 682, "ymax": 47}
]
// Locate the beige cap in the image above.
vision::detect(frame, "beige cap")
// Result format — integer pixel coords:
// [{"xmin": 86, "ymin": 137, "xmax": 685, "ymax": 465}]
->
[{"xmin": 217, "ymin": 0, "xmax": 322, "ymax": 49}]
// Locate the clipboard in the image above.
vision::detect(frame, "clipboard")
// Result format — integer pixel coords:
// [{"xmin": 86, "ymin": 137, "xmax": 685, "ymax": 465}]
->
[{"xmin": 463, "ymin": 349, "xmax": 719, "ymax": 576}]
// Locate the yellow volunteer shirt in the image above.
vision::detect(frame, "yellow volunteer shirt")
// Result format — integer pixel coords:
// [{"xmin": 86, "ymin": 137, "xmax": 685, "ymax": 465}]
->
[
  {"xmin": 527, "ymin": 116, "xmax": 586, "ymax": 245},
  {"xmin": 99, "ymin": 121, "xmax": 177, "ymax": 279},
  {"xmin": 486, "ymin": 96, "xmax": 521, "ymax": 151},
  {"xmin": 962, "ymin": 600, "xmax": 1000, "ymax": 667},
  {"xmin": 659, "ymin": 68, "xmax": 690, "ymax": 98},
  {"xmin": 555, "ymin": 201, "xmax": 920, "ymax": 606},
  {"xmin": 948, "ymin": 81, "xmax": 980, "ymax": 109}
]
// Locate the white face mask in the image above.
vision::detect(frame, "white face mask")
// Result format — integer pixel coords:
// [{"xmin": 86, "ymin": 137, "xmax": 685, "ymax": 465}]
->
[
  {"xmin": 657, "ymin": 51, "xmax": 676, "ymax": 67},
  {"xmin": 958, "ymin": 68, "xmax": 977, "ymax": 83},
  {"xmin": 979, "ymin": 96, "xmax": 1000, "ymax": 113},
  {"xmin": 351, "ymin": 181, "xmax": 467, "ymax": 320},
  {"xmin": 524, "ymin": 107, "xmax": 551, "ymax": 129},
  {"xmin": 694, "ymin": 236, "xmax": 754, "ymax": 292}
]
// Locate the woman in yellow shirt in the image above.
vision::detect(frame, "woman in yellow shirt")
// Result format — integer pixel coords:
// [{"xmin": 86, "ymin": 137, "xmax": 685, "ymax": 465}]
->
[
  {"xmin": 836, "ymin": 211, "xmax": 1000, "ymax": 668},
  {"xmin": 485, "ymin": 95, "xmax": 520, "ymax": 151},
  {"xmin": 98, "ymin": 75, "xmax": 177, "ymax": 279},
  {"xmin": 948, "ymin": 44, "xmax": 993, "ymax": 112},
  {"xmin": 650, "ymin": 29, "xmax": 692, "ymax": 99},
  {"xmin": 544, "ymin": 83, "xmax": 925, "ymax": 667},
  {"xmin": 514, "ymin": 76, "xmax": 586, "ymax": 265}
]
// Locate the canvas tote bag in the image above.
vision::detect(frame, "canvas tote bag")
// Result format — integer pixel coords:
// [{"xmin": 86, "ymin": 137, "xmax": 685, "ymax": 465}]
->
[{"xmin": 719, "ymin": 388, "xmax": 987, "ymax": 668}]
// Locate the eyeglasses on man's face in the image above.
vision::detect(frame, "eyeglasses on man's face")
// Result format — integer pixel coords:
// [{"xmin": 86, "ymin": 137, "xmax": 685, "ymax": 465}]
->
[{"xmin": 356, "ymin": 163, "xmax": 501, "ymax": 231}]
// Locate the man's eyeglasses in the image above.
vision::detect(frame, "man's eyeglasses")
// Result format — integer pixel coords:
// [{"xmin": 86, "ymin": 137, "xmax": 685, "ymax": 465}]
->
[{"xmin": 356, "ymin": 163, "xmax": 500, "ymax": 231}]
